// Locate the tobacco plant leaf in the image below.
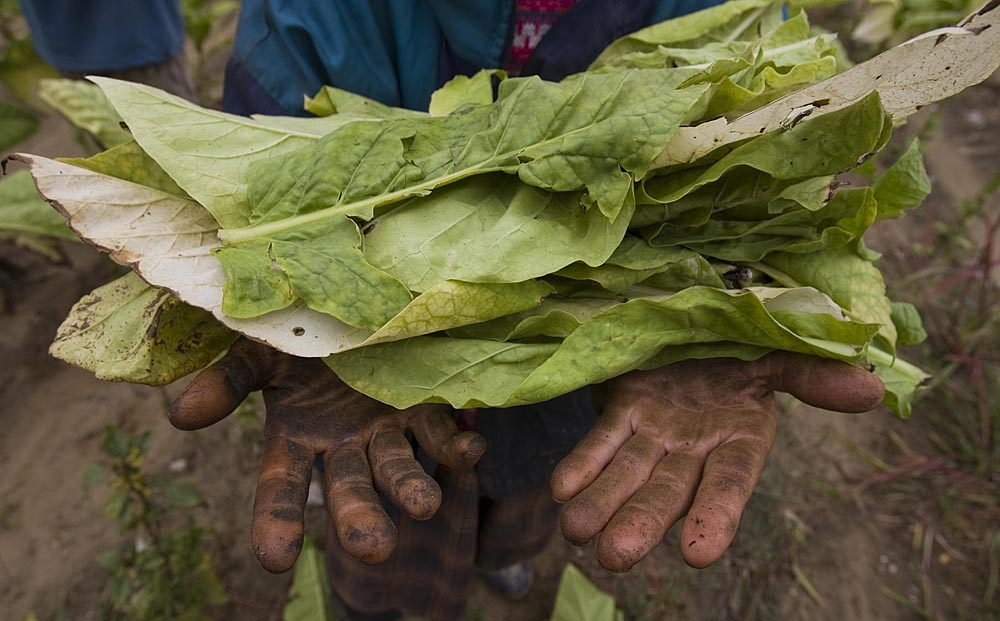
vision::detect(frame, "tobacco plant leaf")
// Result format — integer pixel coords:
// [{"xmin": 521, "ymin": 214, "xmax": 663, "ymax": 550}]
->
[
  {"xmin": 762, "ymin": 245, "xmax": 897, "ymax": 347},
  {"xmin": 38, "ymin": 78, "xmax": 132, "ymax": 147},
  {"xmin": 592, "ymin": 0, "xmax": 782, "ymax": 67},
  {"xmin": 90, "ymin": 76, "xmax": 369, "ymax": 228},
  {"xmin": 655, "ymin": 0, "xmax": 1000, "ymax": 166},
  {"xmin": 210, "ymin": 69, "xmax": 708, "ymax": 324},
  {"xmin": 50, "ymin": 271, "xmax": 237, "ymax": 385},
  {"xmin": 872, "ymin": 137, "xmax": 931, "ymax": 219},
  {"xmin": 283, "ymin": 538, "xmax": 336, "ymax": 621},
  {"xmin": 327, "ymin": 286, "xmax": 877, "ymax": 408},
  {"xmin": 428, "ymin": 69, "xmax": 505, "ymax": 116},
  {"xmin": 363, "ymin": 175, "xmax": 630, "ymax": 291},
  {"xmin": 13, "ymin": 153, "xmax": 372, "ymax": 356}
]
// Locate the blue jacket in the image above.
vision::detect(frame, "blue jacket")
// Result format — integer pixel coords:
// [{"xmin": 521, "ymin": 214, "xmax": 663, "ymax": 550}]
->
[
  {"xmin": 223, "ymin": 0, "xmax": 725, "ymax": 116},
  {"xmin": 18, "ymin": 0, "xmax": 185, "ymax": 73}
]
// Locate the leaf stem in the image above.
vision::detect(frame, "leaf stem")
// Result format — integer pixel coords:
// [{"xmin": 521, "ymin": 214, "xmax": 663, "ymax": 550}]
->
[
  {"xmin": 723, "ymin": 6, "xmax": 768, "ymax": 45},
  {"xmin": 217, "ymin": 166, "xmax": 492, "ymax": 245},
  {"xmin": 867, "ymin": 344, "xmax": 928, "ymax": 380}
]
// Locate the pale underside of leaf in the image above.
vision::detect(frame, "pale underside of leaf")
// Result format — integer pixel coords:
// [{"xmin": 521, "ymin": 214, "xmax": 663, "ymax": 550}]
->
[{"xmin": 14, "ymin": 154, "xmax": 371, "ymax": 356}]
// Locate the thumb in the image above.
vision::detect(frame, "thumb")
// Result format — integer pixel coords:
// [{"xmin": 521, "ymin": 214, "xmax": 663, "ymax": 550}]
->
[
  {"xmin": 763, "ymin": 351, "xmax": 885, "ymax": 413},
  {"xmin": 168, "ymin": 338, "xmax": 283, "ymax": 430}
]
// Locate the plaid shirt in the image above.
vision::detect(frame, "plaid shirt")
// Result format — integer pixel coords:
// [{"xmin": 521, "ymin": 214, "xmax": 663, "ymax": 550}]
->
[{"xmin": 326, "ymin": 466, "xmax": 561, "ymax": 620}]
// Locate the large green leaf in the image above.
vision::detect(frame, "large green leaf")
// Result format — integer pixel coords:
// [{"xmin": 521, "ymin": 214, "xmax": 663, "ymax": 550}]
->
[
  {"xmin": 211, "ymin": 69, "xmax": 707, "ymax": 323},
  {"xmin": 306, "ymin": 85, "xmax": 427, "ymax": 118},
  {"xmin": 14, "ymin": 154, "xmax": 372, "ymax": 357},
  {"xmin": 60, "ymin": 140, "xmax": 189, "ymax": 196},
  {"xmin": 592, "ymin": 0, "xmax": 782, "ymax": 68},
  {"xmin": 38, "ymin": 78, "xmax": 132, "ymax": 147},
  {"xmin": 762, "ymin": 245, "xmax": 897, "ymax": 347},
  {"xmin": 654, "ymin": 1, "xmax": 1000, "ymax": 166},
  {"xmin": 872, "ymin": 138, "xmax": 931, "ymax": 219},
  {"xmin": 361, "ymin": 279, "xmax": 555, "ymax": 345},
  {"xmin": 647, "ymin": 186, "xmax": 880, "ymax": 263},
  {"xmin": 555, "ymin": 237, "xmax": 722, "ymax": 292},
  {"xmin": 50, "ymin": 272, "xmax": 237, "ymax": 385},
  {"xmin": 428, "ymin": 69, "xmax": 504, "ymax": 116},
  {"xmin": 327, "ymin": 286, "xmax": 876, "ymax": 408},
  {"xmin": 91, "ymin": 76, "xmax": 369, "ymax": 228},
  {"xmin": 364, "ymin": 175, "xmax": 630, "ymax": 291},
  {"xmin": 606, "ymin": 9, "xmax": 842, "ymax": 120},
  {"xmin": 643, "ymin": 92, "xmax": 891, "ymax": 205}
]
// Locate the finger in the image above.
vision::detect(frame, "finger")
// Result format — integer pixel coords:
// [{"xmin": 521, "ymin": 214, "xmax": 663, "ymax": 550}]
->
[
  {"xmin": 594, "ymin": 449, "xmax": 704, "ymax": 572},
  {"xmin": 168, "ymin": 339, "xmax": 280, "ymax": 430},
  {"xmin": 323, "ymin": 443, "xmax": 397, "ymax": 565},
  {"xmin": 409, "ymin": 406, "xmax": 486, "ymax": 471},
  {"xmin": 251, "ymin": 435, "xmax": 313, "ymax": 573},
  {"xmin": 551, "ymin": 408, "xmax": 633, "ymax": 502},
  {"xmin": 764, "ymin": 352, "xmax": 885, "ymax": 413},
  {"xmin": 369, "ymin": 428, "xmax": 442, "ymax": 520},
  {"xmin": 559, "ymin": 433, "xmax": 665, "ymax": 544},
  {"xmin": 680, "ymin": 436, "xmax": 771, "ymax": 569}
]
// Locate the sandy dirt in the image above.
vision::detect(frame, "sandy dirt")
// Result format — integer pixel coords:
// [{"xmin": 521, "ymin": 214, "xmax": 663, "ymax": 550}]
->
[{"xmin": 1, "ymin": 25, "xmax": 998, "ymax": 621}]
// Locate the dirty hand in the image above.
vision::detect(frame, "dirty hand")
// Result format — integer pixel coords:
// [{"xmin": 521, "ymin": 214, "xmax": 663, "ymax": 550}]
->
[
  {"xmin": 168, "ymin": 338, "xmax": 485, "ymax": 573},
  {"xmin": 551, "ymin": 352, "xmax": 884, "ymax": 572}
]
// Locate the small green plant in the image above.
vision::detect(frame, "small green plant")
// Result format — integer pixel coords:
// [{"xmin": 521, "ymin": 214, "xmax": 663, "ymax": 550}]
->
[
  {"xmin": 0, "ymin": 0, "xmax": 39, "ymax": 148},
  {"xmin": 551, "ymin": 564, "xmax": 624, "ymax": 621},
  {"xmin": 895, "ymin": 170, "xmax": 1000, "ymax": 477},
  {"xmin": 180, "ymin": 0, "xmax": 239, "ymax": 103},
  {"xmin": 180, "ymin": 0, "xmax": 239, "ymax": 56},
  {"xmin": 854, "ymin": 162, "xmax": 1000, "ymax": 619},
  {"xmin": 84, "ymin": 426, "xmax": 228, "ymax": 620},
  {"xmin": 0, "ymin": 0, "xmax": 58, "ymax": 106},
  {"xmin": 282, "ymin": 537, "xmax": 338, "ymax": 621}
]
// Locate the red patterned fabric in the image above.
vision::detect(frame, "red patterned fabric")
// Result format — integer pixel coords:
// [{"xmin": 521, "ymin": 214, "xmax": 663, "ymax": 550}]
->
[{"xmin": 506, "ymin": 0, "xmax": 577, "ymax": 75}]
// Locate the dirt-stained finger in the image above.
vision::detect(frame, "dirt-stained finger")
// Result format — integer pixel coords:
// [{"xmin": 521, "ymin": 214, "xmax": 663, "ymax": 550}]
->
[
  {"xmin": 250, "ymin": 435, "xmax": 313, "ymax": 573},
  {"xmin": 595, "ymin": 449, "xmax": 704, "ymax": 572},
  {"xmin": 369, "ymin": 428, "xmax": 442, "ymax": 520},
  {"xmin": 680, "ymin": 437, "xmax": 771, "ymax": 568},
  {"xmin": 551, "ymin": 409, "xmax": 632, "ymax": 502},
  {"xmin": 765, "ymin": 352, "xmax": 885, "ymax": 413},
  {"xmin": 168, "ymin": 339, "xmax": 280, "ymax": 430},
  {"xmin": 323, "ymin": 443, "xmax": 397, "ymax": 564},
  {"xmin": 409, "ymin": 406, "xmax": 486, "ymax": 471},
  {"xmin": 559, "ymin": 434, "xmax": 665, "ymax": 544}
]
